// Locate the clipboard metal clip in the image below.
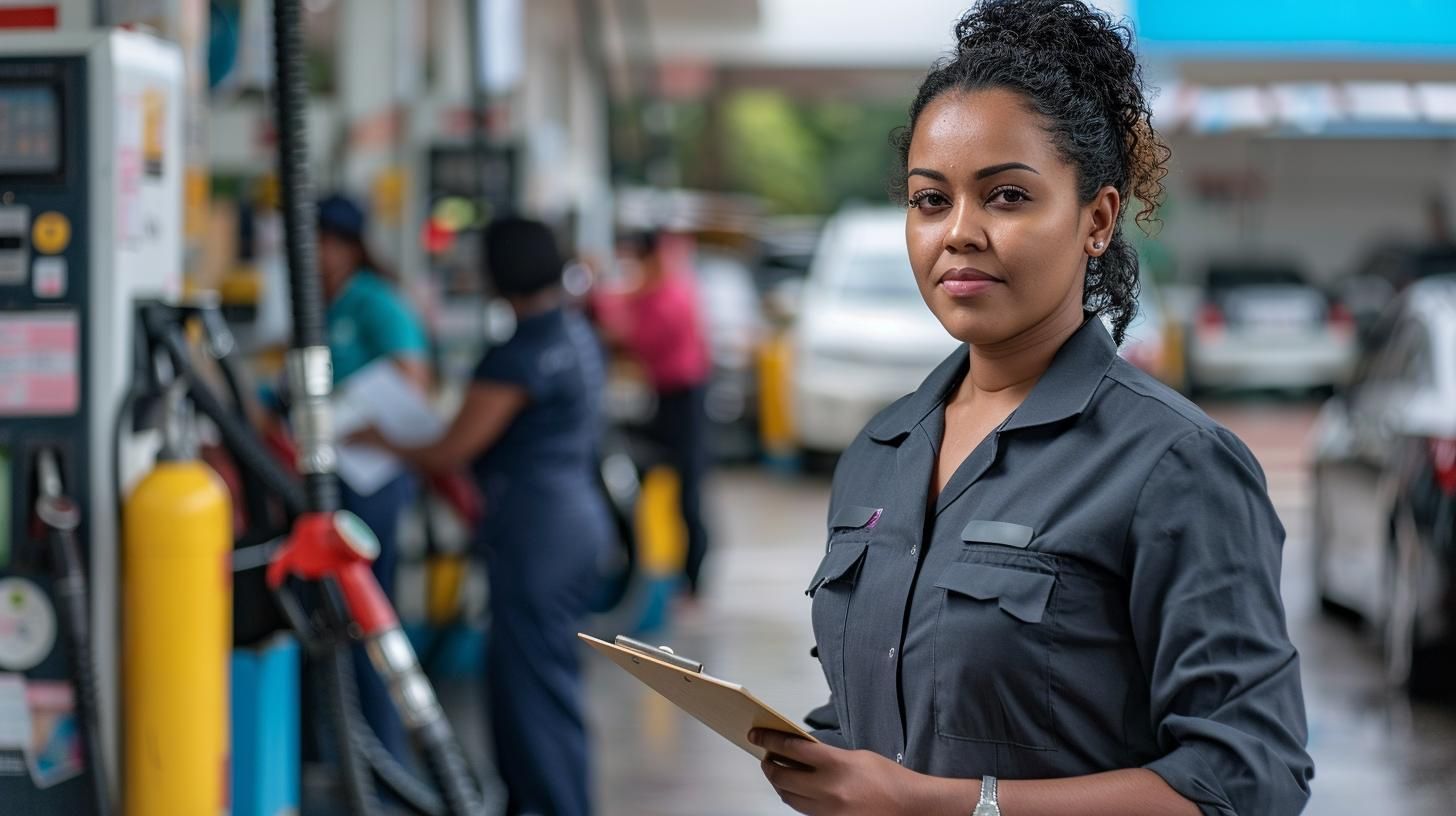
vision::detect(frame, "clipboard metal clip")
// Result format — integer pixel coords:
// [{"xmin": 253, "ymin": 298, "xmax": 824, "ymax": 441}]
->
[{"xmin": 614, "ymin": 635, "xmax": 704, "ymax": 674}]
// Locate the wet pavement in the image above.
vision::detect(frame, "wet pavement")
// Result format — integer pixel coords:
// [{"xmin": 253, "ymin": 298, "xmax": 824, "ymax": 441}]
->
[{"xmin": 577, "ymin": 398, "xmax": 1456, "ymax": 816}]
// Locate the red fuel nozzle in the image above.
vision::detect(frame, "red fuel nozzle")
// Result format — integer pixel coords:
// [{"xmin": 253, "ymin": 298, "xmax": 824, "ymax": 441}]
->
[{"xmin": 267, "ymin": 511, "xmax": 399, "ymax": 637}]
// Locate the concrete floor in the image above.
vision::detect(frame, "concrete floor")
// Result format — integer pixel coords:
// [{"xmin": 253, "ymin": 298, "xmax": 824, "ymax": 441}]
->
[{"xmin": 324, "ymin": 397, "xmax": 1456, "ymax": 815}]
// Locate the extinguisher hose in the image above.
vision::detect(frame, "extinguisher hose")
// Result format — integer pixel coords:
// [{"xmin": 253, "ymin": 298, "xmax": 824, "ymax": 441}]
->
[{"xmin": 150, "ymin": 322, "xmax": 307, "ymax": 518}]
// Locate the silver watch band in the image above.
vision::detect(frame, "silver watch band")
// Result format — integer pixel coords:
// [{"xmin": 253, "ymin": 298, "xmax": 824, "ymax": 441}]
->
[
  {"xmin": 972, "ymin": 775, "xmax": 1000, "ymax": 815},
  {"xmin": 980, "ymin": 775, "xmax": 998, "ymax": 805}
]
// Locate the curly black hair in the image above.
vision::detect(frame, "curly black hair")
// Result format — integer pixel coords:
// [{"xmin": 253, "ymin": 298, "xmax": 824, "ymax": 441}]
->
[{"xmin": 892, "ymin": 0, "xmax": 1170, "ymax": 344}]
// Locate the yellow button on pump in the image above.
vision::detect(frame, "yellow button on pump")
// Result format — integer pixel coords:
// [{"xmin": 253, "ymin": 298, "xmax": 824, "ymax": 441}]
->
[{"xmin": 31, "ymin": 212, "xmax": 71, "ymax": 255}]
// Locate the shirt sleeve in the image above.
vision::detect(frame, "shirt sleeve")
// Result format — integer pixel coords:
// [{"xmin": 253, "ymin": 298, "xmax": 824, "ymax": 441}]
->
[
  {"xmin": 1129, "ymin": 428, "xmax": 1314, "ymax": 816},
  {"xmin": 472, "ymin": 338, "xmax": 546, "ymax": 400},
  {"xmin": 360, "ymin": 286, "xmax": 429, "ymax": 361}
]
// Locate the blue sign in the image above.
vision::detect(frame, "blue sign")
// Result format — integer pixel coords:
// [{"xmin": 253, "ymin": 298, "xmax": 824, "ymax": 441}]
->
[{"xmin": 1134, "ymin": 0, "xmax": 1456, "ymax": 55}]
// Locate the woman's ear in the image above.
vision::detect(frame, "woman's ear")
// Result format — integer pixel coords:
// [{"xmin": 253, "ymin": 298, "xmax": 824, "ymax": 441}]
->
[{"xmin": 1085, "ymin": 185, "xmax": 1120, "ymax": 257}]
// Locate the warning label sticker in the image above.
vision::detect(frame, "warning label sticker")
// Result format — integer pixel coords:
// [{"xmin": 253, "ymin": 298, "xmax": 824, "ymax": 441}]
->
[{"xmin": 0, "ymin": 312, "xmax": 78, "ymax": 416}]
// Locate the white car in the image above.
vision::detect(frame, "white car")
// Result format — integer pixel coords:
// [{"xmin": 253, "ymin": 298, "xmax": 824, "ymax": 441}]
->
[
  {"xmin": 1187, "ymin": 262, "xmax": 1357, "ymax": 392},
  {"xmin": 791, "ymin": 208, "xmax": 960, "ymax": 454}
]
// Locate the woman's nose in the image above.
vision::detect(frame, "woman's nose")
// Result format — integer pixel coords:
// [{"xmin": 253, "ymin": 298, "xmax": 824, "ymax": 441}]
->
[{"xmin": 945, "ymin": 200, "xmax": 988, "ymax": 254}]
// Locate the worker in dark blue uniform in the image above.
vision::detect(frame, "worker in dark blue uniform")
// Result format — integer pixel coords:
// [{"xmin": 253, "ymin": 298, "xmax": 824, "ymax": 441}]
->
[{"xmin": 357, "ymin": 216, "xmax": 608, "ymax": 816}]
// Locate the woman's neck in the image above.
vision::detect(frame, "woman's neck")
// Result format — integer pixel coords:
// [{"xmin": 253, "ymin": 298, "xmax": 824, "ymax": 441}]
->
[
  {"xmin": 508, "ymin": 288, "xmax": 565, "ymax": 318},
  {"xmin": 957, "ymin": 294, "xmax": 1086, "ymax": 403}
]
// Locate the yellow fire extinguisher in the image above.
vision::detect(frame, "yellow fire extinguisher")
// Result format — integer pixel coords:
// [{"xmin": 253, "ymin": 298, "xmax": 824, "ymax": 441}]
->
[{"xmin": 122, "ymin": 384, "xmax": 232, "ymax": 815}]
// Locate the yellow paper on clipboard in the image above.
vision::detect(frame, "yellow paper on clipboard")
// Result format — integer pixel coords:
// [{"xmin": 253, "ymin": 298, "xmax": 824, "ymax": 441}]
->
[{"xmin": 579, "ymin": 634, "xmax": 818, "ymax": 762}]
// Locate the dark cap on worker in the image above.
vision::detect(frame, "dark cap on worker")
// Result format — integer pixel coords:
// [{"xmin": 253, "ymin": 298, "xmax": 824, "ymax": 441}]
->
[{"xmin": 317, "ymin": 193, "xmax": 367, "ymax": 242}]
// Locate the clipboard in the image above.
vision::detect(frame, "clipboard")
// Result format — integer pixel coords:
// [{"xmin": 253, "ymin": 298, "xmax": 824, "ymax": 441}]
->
[{"xmin": 579, "ymin": 633, "xmax": 818, "ymax": 762}]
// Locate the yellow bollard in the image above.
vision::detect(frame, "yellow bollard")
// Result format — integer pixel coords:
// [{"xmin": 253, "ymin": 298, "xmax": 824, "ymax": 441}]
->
[
  {"xmin": 756, "ymin": 331, "xmax": 797, "ymax": 459},
  {"xmin": 636, "ymin": 466, "xmax": 687, "ymax": 576},
  {"xmin": 426, "ymin": 554, "xmax": 467, "ymax": 627},
  {"xmin": 123, "ymin": 458, "xmax": 232, "ymax": 816}
]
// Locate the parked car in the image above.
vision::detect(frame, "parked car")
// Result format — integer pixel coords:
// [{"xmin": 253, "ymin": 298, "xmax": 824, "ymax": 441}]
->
[
  {"xmin": 1187, "ymin": 262, "xmax": 1357, "ymax": 392},
  {"xmin": 1310, "ymin": 276, "xmax": 1456, "ymax": 694},
  {"xmin": 1342, "ymin": 242, "xmax": 1456, "ymax": 340},
  {"xmin": 791, "ymin": 207, "xmax": 960, "ymax": 454}
]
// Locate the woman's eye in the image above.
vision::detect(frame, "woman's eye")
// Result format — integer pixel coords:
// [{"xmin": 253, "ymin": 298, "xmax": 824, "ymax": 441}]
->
[
  {"xmin": 990, "ymin": 187, "xmax": 1031, "ymax": 206},
  {"xmin": 909, "ymin": 191, "xmax": 950, "ymax": 210}
]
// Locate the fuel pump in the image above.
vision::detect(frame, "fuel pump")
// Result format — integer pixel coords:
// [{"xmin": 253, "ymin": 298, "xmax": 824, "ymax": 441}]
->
[{"xmin": 0, "ymin": 28, "xmax": 183, "ymax": 813}]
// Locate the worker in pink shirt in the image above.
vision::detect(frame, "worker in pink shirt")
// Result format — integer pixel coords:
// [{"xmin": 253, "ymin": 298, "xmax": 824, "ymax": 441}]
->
[{"xmin": 594, "ymin": 230, "xmax": 714, "ymax": 599}]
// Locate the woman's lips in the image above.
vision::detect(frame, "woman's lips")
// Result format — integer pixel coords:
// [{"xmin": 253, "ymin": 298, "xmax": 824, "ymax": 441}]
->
[{"xmin": 938, "ymin": 268, "xmax": 1002, "ymax": 297}]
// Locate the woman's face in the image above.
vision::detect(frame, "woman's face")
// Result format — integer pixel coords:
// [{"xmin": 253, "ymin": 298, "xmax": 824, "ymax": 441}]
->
[
  {"xmin": 904, "ymin": 88, "xmax": 1117, "ymax": 347},
  {"xmin": 318, "ymin": 231, "xmax": 358, "ymax": 300}
]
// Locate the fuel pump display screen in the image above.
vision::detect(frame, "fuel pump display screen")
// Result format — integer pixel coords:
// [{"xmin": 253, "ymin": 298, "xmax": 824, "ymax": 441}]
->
[{"xmin": 0, "ymin": 85, "xmax": 61, "ymax": 176}]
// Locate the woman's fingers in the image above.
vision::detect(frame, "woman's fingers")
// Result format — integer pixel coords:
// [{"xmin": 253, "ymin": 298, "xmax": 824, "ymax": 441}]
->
[
  {"xmin": 750, "ymin": 729, "xmax": 828, "ymax": 765},
  {"xmin": 760, "ymin": 757, "xmax": 818, "ymax": 799}
]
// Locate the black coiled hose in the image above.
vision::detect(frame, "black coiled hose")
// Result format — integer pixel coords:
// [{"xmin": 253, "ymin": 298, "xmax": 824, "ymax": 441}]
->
[
  {"xmin": 49, "ymin": 522, "xmax": 110, "ymax": 816},
  {"xmin": 271, "ymin": 0, "xmax": 338, "ymax": 514}
]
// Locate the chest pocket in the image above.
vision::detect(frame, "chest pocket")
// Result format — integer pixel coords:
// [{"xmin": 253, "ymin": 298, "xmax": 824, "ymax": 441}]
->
[
  {"xmin": 932, "ymin": 554, "xmax": 1058, "ymax": 750},
  {"xmin": 806, "ymin": 509, "xmax": 874, "ymax": 744}
]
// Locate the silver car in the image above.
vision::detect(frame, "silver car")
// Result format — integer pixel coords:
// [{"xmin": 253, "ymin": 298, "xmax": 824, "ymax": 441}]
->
[
  {"xmin": 1187, "ymin": 263, "xmax": 1357, "ymax": 392},
  {"xmin": 1311, "ymin": 276, "xmax": 1456, "ymax": 694},
  {"xmin": 791, "ymin": 207, "xmax": 960, "ymax": 454}
]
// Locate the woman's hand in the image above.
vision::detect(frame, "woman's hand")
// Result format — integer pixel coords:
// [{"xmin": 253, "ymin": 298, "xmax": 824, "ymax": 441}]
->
[
  {"xmin": 751, "ymin": 729, "xmax": 949, "ymax": 816},
  {"xmin": 346, "ymin": 425, "xmax": 390, "ymax": 451}
]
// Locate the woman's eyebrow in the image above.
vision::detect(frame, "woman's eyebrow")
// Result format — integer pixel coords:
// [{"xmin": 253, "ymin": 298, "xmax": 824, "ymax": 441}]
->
[
  {"xmin": 975, "ymin": 161, "xmax": 1039, "ymax": 179},
  {"xmin": 908, "ymin": 163, "xmax": 1041, "ymax": 183}
]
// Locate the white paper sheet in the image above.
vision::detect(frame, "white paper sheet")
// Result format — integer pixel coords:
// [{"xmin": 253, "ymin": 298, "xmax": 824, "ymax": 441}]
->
[{"xmin": 332, "ymin": 359, "xmax": 447, "ymax": 496}]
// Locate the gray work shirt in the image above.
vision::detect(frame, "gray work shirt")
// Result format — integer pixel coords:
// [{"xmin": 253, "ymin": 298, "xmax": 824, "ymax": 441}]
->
[{"xmin": 805, "ymin": 318, "xmax": 1314, "ymax": 815}]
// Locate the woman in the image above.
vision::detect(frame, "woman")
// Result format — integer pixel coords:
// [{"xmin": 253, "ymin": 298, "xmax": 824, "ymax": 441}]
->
[
  {"xmin": 317, "ymin": 192, "xmax": 430, "ymax": 761},
  {"xmin": 751, "ymin": 3, "xmax": 1314, "ymax": 815},
  {"xmin": 358, "ymin": 216, "xmax": 608, "ymax": 816},
  {"xmin": 593, "ymin": 230, "xmax": 714, "ymax": 599}
]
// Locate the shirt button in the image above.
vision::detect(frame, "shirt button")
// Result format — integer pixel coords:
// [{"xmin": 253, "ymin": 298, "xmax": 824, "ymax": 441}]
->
[
  {"xmin": 888, "ymin": 647, "xmax": 896, "ymax": 658},
  {"xmin": 895, "ymin": 753, "xmax": 904, "ymax": 764},
  {"xmin": 910, "ymin": 546, "xmax": 918, "ymax": 556}
]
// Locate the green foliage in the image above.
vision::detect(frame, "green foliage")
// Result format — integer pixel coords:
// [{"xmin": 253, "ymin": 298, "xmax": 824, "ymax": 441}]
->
[{"xmin": 721, "ymin": 91, "xmax": 829, "ymax": 214}]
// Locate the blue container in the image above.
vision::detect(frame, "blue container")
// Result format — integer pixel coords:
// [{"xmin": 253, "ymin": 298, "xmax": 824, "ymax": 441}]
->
[{"xmin": 231, "ymin": 634, "xmax": 300, "ymax": 816}]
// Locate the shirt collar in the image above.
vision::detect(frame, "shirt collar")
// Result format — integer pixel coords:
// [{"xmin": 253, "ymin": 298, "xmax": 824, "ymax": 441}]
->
[{"xmin": 865, "ymin": 316, "xmax": 1118, "ymax": 443}]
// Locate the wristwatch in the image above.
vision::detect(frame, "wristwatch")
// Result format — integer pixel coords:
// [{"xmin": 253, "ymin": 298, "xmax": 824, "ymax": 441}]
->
[{"xmin": 972, "ymin": 775, "xmax": 1000, "ymax": 816}]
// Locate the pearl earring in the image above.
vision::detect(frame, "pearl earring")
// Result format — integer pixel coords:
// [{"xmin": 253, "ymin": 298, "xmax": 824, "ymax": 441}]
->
[{"xmin": 1093, "ymin": 241, "xmax": 1105, "ymax": 251}]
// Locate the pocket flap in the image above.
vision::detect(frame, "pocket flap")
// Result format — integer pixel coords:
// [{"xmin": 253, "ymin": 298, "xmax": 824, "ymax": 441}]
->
[
  {"xmin": 960, "ymin": 520, "xmax": 1034, "ymax": 549},
  {"xmin": 934, "ymin": 562, "xmax": 1053, "ymax": 623},
  {"xmin": 805, "ymin": 541, "xmax": 869, "ymax": 596},
  {"xmin": 830, "ymin": 505, "xmax": 882, "ymax": 531}
]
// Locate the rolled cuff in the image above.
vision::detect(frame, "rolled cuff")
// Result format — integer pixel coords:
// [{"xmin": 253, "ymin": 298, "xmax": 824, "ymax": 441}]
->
[{"xmin": 1145, "ymin": 748, "xmax": 1236, "ymax": 816}]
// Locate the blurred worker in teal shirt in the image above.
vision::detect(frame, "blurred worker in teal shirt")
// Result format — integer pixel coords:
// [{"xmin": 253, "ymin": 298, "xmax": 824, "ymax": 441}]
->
[{"xmin": 317, "ymin": 192, "xmax": 428, "ymax": 762}]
